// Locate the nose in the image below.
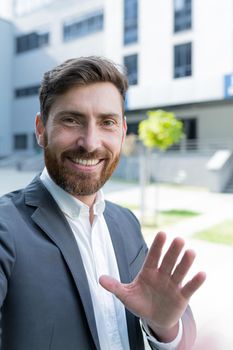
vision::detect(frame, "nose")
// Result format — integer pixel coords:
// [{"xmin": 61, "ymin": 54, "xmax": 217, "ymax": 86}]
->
[{"xmin": 76, "ymin": 123, "xmax": 101, "ymax": 152}]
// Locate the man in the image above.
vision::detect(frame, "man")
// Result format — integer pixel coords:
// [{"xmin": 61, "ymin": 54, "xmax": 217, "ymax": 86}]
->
[{"xmin": 0, "ymin": 57, "xmax": 205, "ymax": 350}]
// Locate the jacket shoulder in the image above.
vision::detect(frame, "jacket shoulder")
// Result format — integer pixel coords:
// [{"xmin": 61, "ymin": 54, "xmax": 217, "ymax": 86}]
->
[
  {"xmin": 105, "ymin": 200, "xmax": 140, "ymax": 227},
  {"xmin": 0, "ymin": 189, "xmax": 23, "ymax": 211}
]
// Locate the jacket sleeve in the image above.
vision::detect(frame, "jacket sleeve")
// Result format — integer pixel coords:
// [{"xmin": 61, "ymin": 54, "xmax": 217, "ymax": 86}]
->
[{"xmin": 0, "ymin": 217, "xmax": 16, "ymax": 308}]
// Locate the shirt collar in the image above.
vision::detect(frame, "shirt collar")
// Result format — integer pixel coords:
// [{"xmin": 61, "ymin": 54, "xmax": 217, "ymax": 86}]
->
[{"xmin": 40, "ymin": 168, "xmax": 105, "ymax": 219}]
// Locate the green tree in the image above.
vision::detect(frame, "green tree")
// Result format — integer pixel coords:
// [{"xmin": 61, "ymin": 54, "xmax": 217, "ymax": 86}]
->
[
  {"xmin": 138, "ymin": 110, "xmax": 184, "ymax": 225},
  {"xmin": 138, "ymin": 109, "xmax": 183, "ymax": 150}
]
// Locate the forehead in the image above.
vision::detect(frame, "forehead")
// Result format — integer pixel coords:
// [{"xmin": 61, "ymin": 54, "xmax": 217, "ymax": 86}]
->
[{"xmin": 50, "ymin": 82, "xmax": 123, "ymax": 114}]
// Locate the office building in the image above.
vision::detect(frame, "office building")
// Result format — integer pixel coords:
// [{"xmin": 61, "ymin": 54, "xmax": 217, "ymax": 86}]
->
[{"xmin": 1, "ymin": 0, "xmax": 233, "ymax": 190}]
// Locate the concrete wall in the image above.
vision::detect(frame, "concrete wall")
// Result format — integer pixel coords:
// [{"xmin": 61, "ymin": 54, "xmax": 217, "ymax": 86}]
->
[
  {"xmin": 114, "ymin": 152, "xmax": 211, "ymax": 187},
  {"xmin": 197, "ymin": 104, "xmax": 233, "ymax": 141},
  {"xmin": 207, "ymin": 150, "xmax": 233, "ymax": 192},
  {"xmin": 171, "ymin": 101, "xmax": 233, "ymax": 146},
  {"xmin": 0, "ymin": 18, "xmax": 13, "ymax": 157}
]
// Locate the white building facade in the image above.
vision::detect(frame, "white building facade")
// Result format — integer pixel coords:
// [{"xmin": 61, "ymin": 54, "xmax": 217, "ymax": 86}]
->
[{"xmin": 1, "ymin": 0, "xmax": 233, "ymax": 189}]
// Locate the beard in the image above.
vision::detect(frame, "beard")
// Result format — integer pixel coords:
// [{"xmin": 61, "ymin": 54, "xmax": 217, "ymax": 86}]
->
[{"xmin": 43, "ymin": 134, "xmax": 120, "ymax": 197}]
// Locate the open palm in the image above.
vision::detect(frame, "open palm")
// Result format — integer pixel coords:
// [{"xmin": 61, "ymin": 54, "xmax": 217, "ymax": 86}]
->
[{"xmin": 99, "ymin": 232, "xmax": 206, "ymax": 336}]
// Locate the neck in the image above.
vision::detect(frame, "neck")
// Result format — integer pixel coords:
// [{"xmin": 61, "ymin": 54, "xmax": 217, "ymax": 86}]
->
[
  {"xmin": 75, "ymin": 193, "xmax": 97, "ymax": 208},
  {"xmin": 75, "ymin": 193, "xmax": 96, "ymax": 225}
]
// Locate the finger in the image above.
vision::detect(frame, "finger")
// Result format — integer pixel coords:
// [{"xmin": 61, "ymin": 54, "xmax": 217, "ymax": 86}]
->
[
  {"xmin": 99, "ymin": 275, "xmax": 126, "ymax": 299},
  {"xmin": 143, "ymin": 232, "xmax": 166, "ymax": 269},
  {"xmin": 159, "ymin": 237, "xmax": 185, "ymax": 275},
  {"xmin": 172, "ymin": 249, "xmax": 196, "ymax": 284},
  {"xmin": 181, "ymin": 271, "xmax": 207, "ymax": 300}
]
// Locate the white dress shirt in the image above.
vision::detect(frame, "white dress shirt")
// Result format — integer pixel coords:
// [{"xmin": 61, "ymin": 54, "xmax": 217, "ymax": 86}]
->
[{"xmin": 40, "ymin": 168, "xmax": 182, "ymax": 349}]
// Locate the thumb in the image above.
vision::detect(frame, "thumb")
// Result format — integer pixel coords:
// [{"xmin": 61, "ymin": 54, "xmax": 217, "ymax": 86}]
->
[{"xmin": 99, "ymin": 275, "xmax": 123, "ymax": 298}]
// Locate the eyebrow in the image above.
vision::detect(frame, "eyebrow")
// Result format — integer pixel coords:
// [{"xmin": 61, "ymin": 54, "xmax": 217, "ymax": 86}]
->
[{"xmin": 54, "ymin": 110, "xmax": 122, "ymax": 120}]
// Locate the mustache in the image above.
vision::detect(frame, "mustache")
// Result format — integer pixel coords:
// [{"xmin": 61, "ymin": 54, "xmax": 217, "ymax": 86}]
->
[{"xmin": 61, "ymin": 146, "xmax": 110, "ymax": 160}]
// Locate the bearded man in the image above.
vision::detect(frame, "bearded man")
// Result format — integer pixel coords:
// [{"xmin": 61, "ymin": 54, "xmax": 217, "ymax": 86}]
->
[{"xmin": 0, "ymin": 57, "xmax": 205, "ymax": 350}]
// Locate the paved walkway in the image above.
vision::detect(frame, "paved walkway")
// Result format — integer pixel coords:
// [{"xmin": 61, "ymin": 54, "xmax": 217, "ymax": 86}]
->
[{"xmin": 0, "ymin": 168, "xmax": 233, "ymax": 349}]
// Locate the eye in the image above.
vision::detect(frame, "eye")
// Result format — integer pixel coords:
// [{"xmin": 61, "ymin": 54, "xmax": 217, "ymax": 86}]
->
[
  {"xmin": 62, "ymin": 117, "xmax": 79, "ymax": 125},
  {"xmin": 102, "ymin": 119, "xmax": 116, "ymax": 127}
]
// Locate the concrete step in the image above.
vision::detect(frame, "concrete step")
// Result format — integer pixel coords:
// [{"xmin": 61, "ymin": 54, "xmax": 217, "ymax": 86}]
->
[
  {"xmin": 224, "ymin": 182, "xmax": 233, "ymax": 193},
  {"xmin": 225, "ymin": 188, "xmax": 233, "ymax": 193}
]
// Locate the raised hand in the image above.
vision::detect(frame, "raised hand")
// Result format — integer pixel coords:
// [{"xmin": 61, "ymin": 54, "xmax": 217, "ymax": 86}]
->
[{"xmin": 99, "ymin": 232, "xmax": 206, "ymax": 341}]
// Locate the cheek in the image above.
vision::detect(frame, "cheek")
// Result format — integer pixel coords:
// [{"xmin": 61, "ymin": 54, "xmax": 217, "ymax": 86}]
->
[
  {"xmin": 107, "ymin": 138, "xmax": 123, "ymax": 156},
  {"xmin": 47, "ymin": 129, "xmax": 75, "ymax": 149},
  {"xmin": 118, "ymin": 128, "xmax": 126, "ymax": 147}
]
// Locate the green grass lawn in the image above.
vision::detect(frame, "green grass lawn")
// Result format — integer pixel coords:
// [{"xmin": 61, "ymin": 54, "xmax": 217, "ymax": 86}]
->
[
  {"xmin": 193, "ymin": 220, "xmax": 233, "ymax": 246},
  {"xmin": 119, "ymin": 202, "xmax": 201, "ymax": 232},
  {"xmin": 120, "ymin": 203, "xmax": 200, "ymax": 228},
  {"xmin": 142, "ymin": 209, "xmax": 200, "ymax": 228}
]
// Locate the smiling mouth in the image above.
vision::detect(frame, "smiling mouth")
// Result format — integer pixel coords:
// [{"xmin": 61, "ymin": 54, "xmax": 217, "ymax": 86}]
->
[{"xmin": 68, "ymin": 157, "xmax": 102, "ymax": 166}]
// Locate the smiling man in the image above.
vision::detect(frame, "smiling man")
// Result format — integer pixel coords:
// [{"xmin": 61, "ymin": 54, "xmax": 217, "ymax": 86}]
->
[
  {"xmin": 37, "ymin": 81, "xmax": 126, "ymax": 210},
  {"xmin": 0, "ymin": 57, "xmax": 205, "ymax": 350}
]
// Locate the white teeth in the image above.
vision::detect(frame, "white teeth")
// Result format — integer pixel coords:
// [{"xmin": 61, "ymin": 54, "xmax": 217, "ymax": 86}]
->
[{"xmin": 73, "ymin": 158, "xmax": 99, "ymax": 166}]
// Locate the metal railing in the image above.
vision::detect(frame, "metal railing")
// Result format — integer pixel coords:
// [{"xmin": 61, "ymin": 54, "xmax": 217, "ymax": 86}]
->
[
  {"xmin": 163, "ymin": 137, "xmax": 233, "ymax": 154},
  {"xmin": 122, "ymin": 135, "xmax": 233, "ymax": 157}
]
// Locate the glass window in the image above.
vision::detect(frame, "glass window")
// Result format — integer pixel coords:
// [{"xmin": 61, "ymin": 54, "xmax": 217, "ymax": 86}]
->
[
  {"xmin": 124, "ymin": 0, "xmax": 138, "ymax": 45},
  {"xmin": 174, "ymin": 0, "xmax": 192, "ymax": 32},
  {"xmin": 126, "ymin": 121, "xmax": 139, "ymax": 135},
  {"xmin": 63, "ymin": 12, "xmax": 104, "ymax": 42},
  {"xmin": 124, "ymin": 54, "xmax": 138, "ymax": 85},
  {"xmin": 174, "ymin": 42, "xmax": 192, "ymax": 78},
  {"xmin": 169, "ymin": 117, "xmax": 197, "ymax": 151},
  {"xmin": 14, "ymin": 134, "xmax": 28, "ymax": 150},
  {"xmin": 182, "ymin": 117, "xmax": 197, "ymax": 139},
  {"xmin": 15, "ymin": 85, "xmax": 40, "ymax": 98},
  {"xmin": 16, "ymin": 31, "xmax": 49, "ymax": 53}
]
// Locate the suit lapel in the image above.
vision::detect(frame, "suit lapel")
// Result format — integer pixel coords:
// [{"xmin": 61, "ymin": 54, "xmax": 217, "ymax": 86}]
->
[
  {"xmin": 25, "ymin": 177, "xmax": 100, "ymax": 350},
  {"xmin": 104, "ymin": 204, "xmax": 138, "ymax": 350}
]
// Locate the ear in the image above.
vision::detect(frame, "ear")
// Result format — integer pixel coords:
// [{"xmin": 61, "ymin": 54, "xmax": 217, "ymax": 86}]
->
[{"xmin": 35, "ymin": 113, "xmax": 45, "ymax": 148}]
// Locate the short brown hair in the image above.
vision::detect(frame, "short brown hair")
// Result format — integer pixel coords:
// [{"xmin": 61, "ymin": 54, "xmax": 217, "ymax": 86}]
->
[{"xmin": 39, "ymin": 56, "xmax": 129, "ymax": 124}]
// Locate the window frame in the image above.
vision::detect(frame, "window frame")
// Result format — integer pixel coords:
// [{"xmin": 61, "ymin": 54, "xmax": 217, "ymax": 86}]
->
[
  {"xmin": 15, "ymin": 85, "xmax": 41, "ymax": 98},
  {"xmin": 16, "ymin": 30, "xmax": 50, "ymax": 54},
  {"xmin": 173, "ymin": 42, "xmax": 192, "ymax": 79},
  {"xmin": 124, "ymin": 0, "xmax": 138, "ymax": 45},
  {"xmin": 173, "ymin": 0, "xmax": 192, "ymax": 33},
  {"xmin": 63, "ymin": 11, "xmax": 104, "ymax": 42},
  {"xmin": 124, "ymin": 54, "xmax": 138, "ymax": 86},
  {"xmin": 14, "ymin": 134, "xmax": 28, "ymax": 150}
]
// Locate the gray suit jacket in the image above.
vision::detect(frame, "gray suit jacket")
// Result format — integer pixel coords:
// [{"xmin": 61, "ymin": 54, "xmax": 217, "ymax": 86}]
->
[{"xmin": 0, "ymin": 176, "xmax": 196, "ymax": 350}]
